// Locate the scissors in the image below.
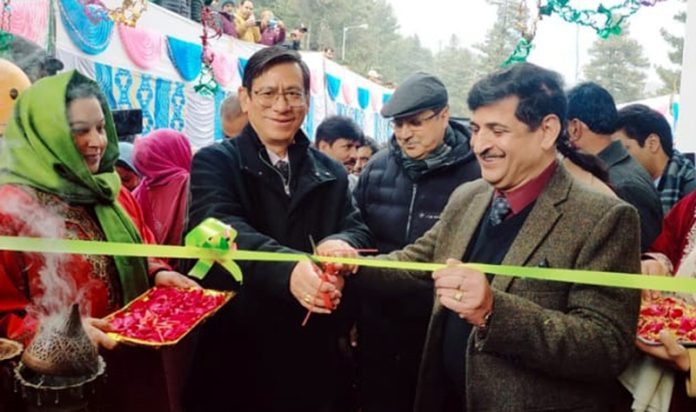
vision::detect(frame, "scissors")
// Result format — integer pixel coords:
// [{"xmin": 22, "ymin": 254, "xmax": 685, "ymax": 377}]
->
[{"xmin": 309, "ymin": 235, "xmax": 336, "ymax": 311}]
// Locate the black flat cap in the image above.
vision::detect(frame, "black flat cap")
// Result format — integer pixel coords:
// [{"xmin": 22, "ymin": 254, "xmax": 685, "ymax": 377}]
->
[{"xmin": 381, "ymin": 72, "xmax": 448, "ymax": 119}]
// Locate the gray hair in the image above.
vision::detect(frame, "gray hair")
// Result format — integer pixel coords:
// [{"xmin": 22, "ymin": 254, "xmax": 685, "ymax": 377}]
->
[{"xmin": 220, "ymin": 93, "xmax": 243, "ymax": 119}]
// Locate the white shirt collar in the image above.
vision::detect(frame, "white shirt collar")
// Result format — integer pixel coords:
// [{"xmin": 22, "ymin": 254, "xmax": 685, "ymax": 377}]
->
[{"xmin": 266, "ymin": 148, "xmax": 289, "ymax": 166}]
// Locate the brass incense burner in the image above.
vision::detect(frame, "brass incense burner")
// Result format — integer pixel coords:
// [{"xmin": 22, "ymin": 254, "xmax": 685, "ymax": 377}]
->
[{"xmin": 13, "ymin": 303, "xmax": 105, "ymax": 411}]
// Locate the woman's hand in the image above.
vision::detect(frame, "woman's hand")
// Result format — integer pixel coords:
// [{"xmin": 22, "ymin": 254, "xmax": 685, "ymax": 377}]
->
[
  {"xmin": 83, "ymin": 317, "xmax": 117, "ymax": 350},
  {"xmin": 641, "ymin": 259, "xmax": 671, "ymax": 301},
  {"xmin": 636, "ymin": 330, "xmax": 690, "ymax": 372},
  {"xmin": 154, "ymin": 270, "xmax": 201, "ymax": 289}
]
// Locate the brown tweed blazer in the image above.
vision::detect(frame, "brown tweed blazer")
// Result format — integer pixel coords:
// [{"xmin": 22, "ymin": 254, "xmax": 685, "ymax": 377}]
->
[{"xmin": 356, "ymin": 164, "xmax": 641, "ymax": 412}]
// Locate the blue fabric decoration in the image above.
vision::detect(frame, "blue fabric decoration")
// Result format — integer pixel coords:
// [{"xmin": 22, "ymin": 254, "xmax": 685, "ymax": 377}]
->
[
  {"xmin": 214, "ymin": 89, "xmax": 225, "ymax": 141},
  {"xmin": 357, "ymin": 87, "xmax": 370, "ymax": 110},
  {"xmin": 155, "ymin": 78, "xmax": 172, "ymax": 130},
  {"xmin": 302, "ymin": 95, "xmax": 315, "ymax": 140},
  {"xmin": 58, "ymin": 0, "xmax": 113, "ymax": 55},
  {"xmin": 95, "ymin": 62, "xmax": 116, "ymax": 108},
  {"xmin": 326, "ymin": 74, "xmax": 341, "ymax": 102},
  {"xmin": 115, "ymin": 68, "xmax": 133, "ymax": 109},
  {"xmin": 167, "ymin": 36, "xmax": 202, "ymax": 82},
  {"xmin": 170, "ymin": 83, "xmax": 186, "ymax": 131},
  {"xmin": 136, "ymin": 74, "xmax": 155, "ymax": 134},
  {"xmin": 238, "ymin": 58, "xmax": 248, "ymax": 80},
  {"xmin": 374, "ymin": 114, "xmax": 392, "ymax": 144},
  {"xmin": 383, "ymin": 93, "xmax": 392, "ymax": 105}
]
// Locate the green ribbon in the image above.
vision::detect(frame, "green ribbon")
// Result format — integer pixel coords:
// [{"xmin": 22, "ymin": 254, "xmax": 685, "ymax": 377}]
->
[
  {"xmin": 1, "ymin": 234, "xmax": 696, "ymax": 294},
  {"xmin": 184, "ymin": 218, "xmax": 243, "ymax": 283}
]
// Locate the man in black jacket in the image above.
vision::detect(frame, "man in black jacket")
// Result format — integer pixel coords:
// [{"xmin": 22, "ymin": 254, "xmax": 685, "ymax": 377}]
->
[
  {"xmin": 567, "ymin": 82, "xmax": 662, "ymax": 251},
  {"xmin": 183, "ymin": 46, "xmax": 372, "ymax": 412},
  {"xmin": 352, "ymin": 72, "xmax": 480, "ymax": 412}
]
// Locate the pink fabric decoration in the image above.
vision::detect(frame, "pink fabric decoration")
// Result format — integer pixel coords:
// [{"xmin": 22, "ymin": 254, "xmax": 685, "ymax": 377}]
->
[
  {"xmin": 117, "ymin": 24, "xmax": 164, "ymax": 70},
  {"xmin": 8, "ymin": 0, "xmax": 50, "ymax": 46},
  {"xmin": 310, "ymin": 69, "xmax": 322, "ymax": 96},
  {"xmin": 341, "ymin": 81, "xmax": 354, "ymax": 107},
  {"xmin": 371, "ymin": 89, "xmax": 381, "ymax": 112},
  {"xmin": 211, "ymin": 50, "xmax": 236, "ymax": 87},
  {"xmin": 132, "ymin": 129, "xmax": 192, "ymax": 247}
]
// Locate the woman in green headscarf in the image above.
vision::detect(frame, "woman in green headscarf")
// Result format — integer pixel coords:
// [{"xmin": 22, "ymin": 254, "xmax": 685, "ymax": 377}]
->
[{"xmin": 0, "ymin": 70, "xmax": 197, "ymax": 348}]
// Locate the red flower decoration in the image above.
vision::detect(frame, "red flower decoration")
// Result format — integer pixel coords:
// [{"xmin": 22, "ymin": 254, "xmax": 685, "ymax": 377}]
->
[
  {"xmin": 638, "ymin": 296, "xmax": 696, "ymax": 345},
  {"xmin": 107, "ymin": 287, "xmax": 232, "ymax": 345}
]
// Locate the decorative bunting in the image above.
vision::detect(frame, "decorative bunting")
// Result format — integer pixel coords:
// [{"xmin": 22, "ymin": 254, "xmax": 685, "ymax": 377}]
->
[
  {"xmin": 357, "ymin": 87, "xmax": 370, "ymax": 111},
  {"xmin": 310, "ymin": 69, "xmax": 322, "ymax": 96},
  {"xmin": 211, "ymin": 50, "xmax": 235, "ymax": 87},
  {"xmin": 370, "ymin": 88, "xmax": 381, "ymax": 112},
  {"xmin": 5, "ymin": 0, "xmax": 50, "ymax": 46},
  {"xmin": 214, "ymin": 89, "xmax": 225, "ymax": 141},
  {"xmin": 117, "ymin": 24, "xmax": 163, "ymax": 70},
  {"xmin": 167, "ymin": 36, "xmax": 202, "ymax": 82},
  {"xmin": 154, "ymin": 77, "xmax": 171, "ymax": 129},
  {"xmin": 237, "ymin": 57, "xmax": 247, "ymax": 79},
  {"xmin": 341, "ymin": 81, "xmax": 354, "ymax": 107},
  {"xmin": 59, "ymin": 0, "xmax": 113, "ymax": 55},
  {"xmin": 135, "ymin": 73, "xmax": 154, "ymax": 134},
  {"xmin": 95, "ymin": 62, "xmax": 116, "ymax": 108},
  {"xmin": 325, "ymin": 73, "xmax": 341, "ymax": 102},
  {"xmin": 383, "ymin": 93, "xmax": 392, "ymax": 105}
]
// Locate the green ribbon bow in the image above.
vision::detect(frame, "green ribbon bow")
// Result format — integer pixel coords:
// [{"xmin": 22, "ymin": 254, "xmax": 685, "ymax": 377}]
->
[{"xmin": 185, "ymin": 218, "xmax": 243, "ymax": 283}]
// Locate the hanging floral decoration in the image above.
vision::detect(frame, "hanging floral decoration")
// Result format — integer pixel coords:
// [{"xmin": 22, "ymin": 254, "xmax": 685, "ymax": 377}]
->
[
  {"xmin": 80, "ymin": 0, "xmax": 147, "ymax": 27},
  {"xmin": 503, "ymin": 0, "xmax": 669, "ymax": 66},
  {"xmin": 1, "ymin": 0, "xmax": 11, "ymax": 31},
  {"xmin": 0, "ymin": 0, "xmax": 12, "ymax": 54},
  {"xmin": 194, "ymin": 5, "xmax": 221, "ymax": 96}
]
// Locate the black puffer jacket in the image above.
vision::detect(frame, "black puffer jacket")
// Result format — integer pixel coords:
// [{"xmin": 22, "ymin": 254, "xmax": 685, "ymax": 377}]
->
[
  {"xmin": 354, "ymin": 120, "xmax": 481, "ymax": 253},
  {"xmin": 352, "ymin": 120, "xmax": 480, "ymax": 412}
]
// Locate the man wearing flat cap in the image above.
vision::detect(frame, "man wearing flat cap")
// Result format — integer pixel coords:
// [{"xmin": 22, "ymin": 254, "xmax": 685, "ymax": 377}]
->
[{"xmin": 352, "ymin": 72, "xmax": 480, "ymax": 412}]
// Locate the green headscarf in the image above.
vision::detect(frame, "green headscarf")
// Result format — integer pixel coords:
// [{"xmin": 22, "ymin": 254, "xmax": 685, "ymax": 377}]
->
[{"xmin": 0, "ymin": 70, "xmax": 149, "ymax": 304}]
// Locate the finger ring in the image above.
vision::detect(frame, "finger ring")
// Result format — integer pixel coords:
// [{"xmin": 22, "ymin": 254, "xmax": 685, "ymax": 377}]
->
[
  {"xmin": 303, "ymin": 293, "xmax": 312, "ymax": 303},
  {"xmin": 454, "ymin": 292, "xmax": 463, "ymax": 302}
]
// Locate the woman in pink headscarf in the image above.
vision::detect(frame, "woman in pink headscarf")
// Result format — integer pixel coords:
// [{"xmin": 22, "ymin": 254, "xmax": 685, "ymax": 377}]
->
[{"xmin": 132, "ymin": 129, "xmax": 192, "ymax": 249}]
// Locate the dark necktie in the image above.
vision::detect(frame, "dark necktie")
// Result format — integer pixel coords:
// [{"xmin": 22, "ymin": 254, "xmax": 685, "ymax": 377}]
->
[
  {"xmin": 489, "ymin": 195, "xmax": 512, "ymax": 226},
  {"xmin": 275, "ymin": 160, "xmax": 289, "ymax": 181}
]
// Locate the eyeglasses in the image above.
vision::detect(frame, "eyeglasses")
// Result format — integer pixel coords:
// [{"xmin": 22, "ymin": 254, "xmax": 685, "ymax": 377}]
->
[
  {"xmin": 252, "ymin": 89, "xmax": 307, "ymax": 108},
  {"xmin": 391, "ymin": 109, "xmax": 442, "ymax": 130}
]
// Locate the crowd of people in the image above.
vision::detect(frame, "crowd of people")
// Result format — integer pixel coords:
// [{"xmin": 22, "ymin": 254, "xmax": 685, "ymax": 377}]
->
[{"xmin": 2, "ymin": 44, "xmax": 696, "ymax": 412}]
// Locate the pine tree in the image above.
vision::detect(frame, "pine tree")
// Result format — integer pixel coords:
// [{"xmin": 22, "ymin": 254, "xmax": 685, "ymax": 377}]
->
[
  {"xmin": 583, "ymin": 24, "xmax": 649, "ymax": 103},
  {"xmin": 433, "ymin": 35, "xmax": 476, "ymax": 116},
  {"xmin": 474, "ymin": 0, "xmax": 530, "ymax": 77},
  {"xmin": 656, "ymin": 4, "xmax": 686, "ymax": 94}
]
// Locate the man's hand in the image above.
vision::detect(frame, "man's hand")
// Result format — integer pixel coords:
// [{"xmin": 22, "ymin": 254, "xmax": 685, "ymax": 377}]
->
[
  {"xmin": 432, "ymin": 258, "xmax": 493, "ymax": 326},
  {"xmin": 636, "ymin": 330, "xmax": 690, "ymax": 372},
  {"xmin": 641, "ymin": 259, "xmax": 670, "ymax": 301},
  {"xmin": 246, "ymin": 15, "xmax": 256, "ymax": 27},
  {"xmin": 290, "ymin": 260, "xmax": 341, "ymax": 314},
  {"xmin": 83, "ymin": 317, "xmax": 117, "ymax": 350},
  {"xmin": 316, "ymin": 239, "xmax": 359, "ymax": 275},
  {"xmin": 154, "ymin": 270, "xmax": 201, "ymax": 289}
]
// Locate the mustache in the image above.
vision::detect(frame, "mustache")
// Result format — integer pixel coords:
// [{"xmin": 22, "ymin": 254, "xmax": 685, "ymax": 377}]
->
[{"xmin": 476, "ymin": 148, "xmax": 505, "ymax": 159}]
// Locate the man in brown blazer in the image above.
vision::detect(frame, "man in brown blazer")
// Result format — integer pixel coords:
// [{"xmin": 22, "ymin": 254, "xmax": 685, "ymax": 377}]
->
[{"xmin": 352, "ymin": 63, "xmax": 641, "ymax": 411}]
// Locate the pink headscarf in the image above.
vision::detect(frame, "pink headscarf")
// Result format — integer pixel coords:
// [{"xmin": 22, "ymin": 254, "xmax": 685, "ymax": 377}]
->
[{"xmin": 132, "ymin": 129, "xmax": 193, "ymax": 246}]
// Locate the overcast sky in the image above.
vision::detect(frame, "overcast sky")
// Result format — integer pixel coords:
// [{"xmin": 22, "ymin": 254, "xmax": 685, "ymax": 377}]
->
[{"xmin": 384, "ymin": 0, "xmax": 686, "ymax": 89}]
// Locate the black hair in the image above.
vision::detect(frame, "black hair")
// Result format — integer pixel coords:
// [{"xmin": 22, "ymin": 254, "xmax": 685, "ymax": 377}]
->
[
  {"xmin": 242, "ymin": 46, "xmax": 310, "ymax": 95},
  {"xmin": 468, "ymin": 63, "xmax": 610, "ymax": 185},
  {"xmin": 566, "ymin": 82, "xmax": 618, "ymax": 135},
  {"xmin": 65, "ymin": 73, "xmax": 109, "ymax": 120},
  {"xmin": 361, "ymin": 136, "xmax": 380, "ymax": 154},
  {"xmin": 315, "ymin": 116, "xmax": 364, "ymax": 146},
  {"xmin": 616, "ymin": 104, "xmax": 673, "ymax": 157}
]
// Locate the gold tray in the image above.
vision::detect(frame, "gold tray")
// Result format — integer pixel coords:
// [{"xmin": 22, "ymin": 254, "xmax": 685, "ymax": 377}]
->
[{"xmin": 105, "ymin": 287, "xmax": 234, "ymax": 347}]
